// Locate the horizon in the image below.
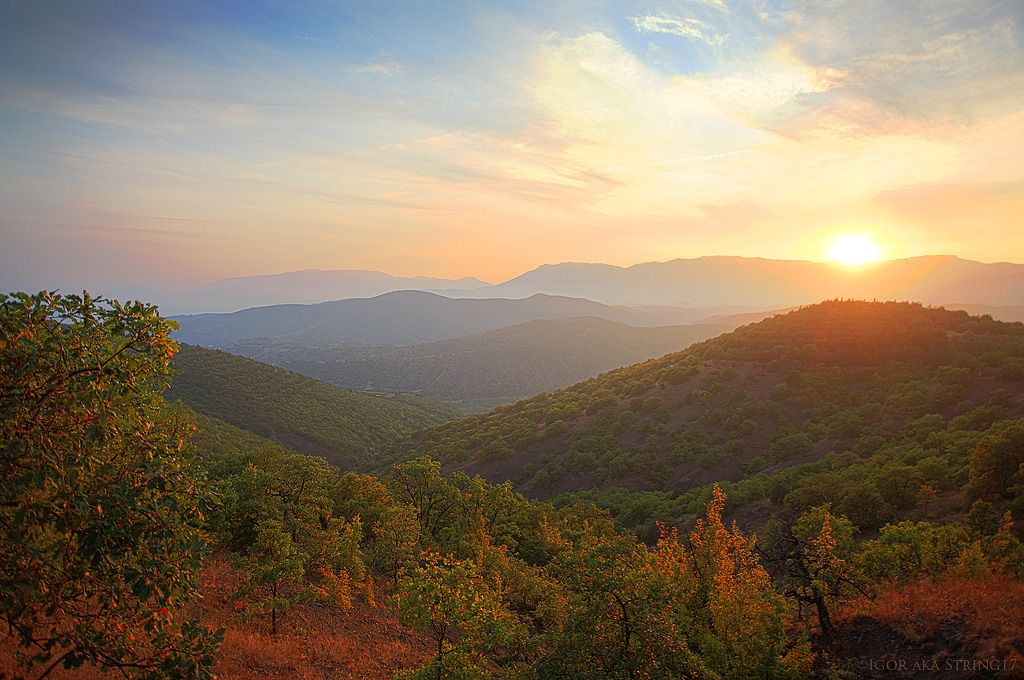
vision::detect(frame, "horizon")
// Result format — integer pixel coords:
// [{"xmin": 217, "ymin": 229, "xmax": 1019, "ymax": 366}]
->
[
  {"xmin": 104, "ymin": 252, "xmax": 1021, "ymax": 297},
  {"xmin": 2, "ymin": 0, "xmax": 1022, "ymax": 294}
]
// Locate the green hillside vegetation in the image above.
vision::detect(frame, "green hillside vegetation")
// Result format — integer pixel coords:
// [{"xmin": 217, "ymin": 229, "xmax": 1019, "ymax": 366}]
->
[
  {"xmin": 183, "ymin": 407, "xmax": 281, "ymax": 461},
  {"xmin": 386, "ymin": 300, "xmax": 1024, "ymax": 541},
  {"xmin": 6, "ymin": 293, "xmax": 1023, "ymax": 680},
  {"xmin": 165, "ymin": 343, "xmax": 458, "ymax": 468},
  {"xmin": 202, "ymin": 446, "xmax": 1023, "ymax": 679},
  {"xmin": 224, "ymin": 317, "xmax": 732, "ymax": 407}
]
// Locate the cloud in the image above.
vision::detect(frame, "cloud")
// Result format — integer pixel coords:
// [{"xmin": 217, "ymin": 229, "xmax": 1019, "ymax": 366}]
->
[
  {"xmin": 349, "ymin": 56, "xmax": 407, "ymax": 77},
  {"xmin": 528, "ymin": 33, "xmax": 838, "ymax": 177},
  {"xmin": 3, "ymin": 0, "xmax": 1022, "ymax": 288},
  {"xmin": 632, "ymin": 15, "xmax": 727, "ymax": 46},
  {"xmin": 781, "ymin": 0, "xmax": 1024, "ymax": 124}
]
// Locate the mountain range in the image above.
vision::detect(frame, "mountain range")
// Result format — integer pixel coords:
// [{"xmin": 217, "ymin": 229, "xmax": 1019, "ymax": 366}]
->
[
  {"xmin": 166, "ymin": 255, "xmax": 1024, "ymax": 406},
  {"xmin": 447, "ymin": 255, "xmax": 1024, "ymax": 308},
  {"xmin": 130, "ymin": 255, "xmax": 1024, "ymax": 318},
  {"xmin": 107, "ymin": 270, "xmax": 490, "ymax": 315},
  {"xmin": 171, "ymin": 291, "xmax": 717, "ymax": 347}
]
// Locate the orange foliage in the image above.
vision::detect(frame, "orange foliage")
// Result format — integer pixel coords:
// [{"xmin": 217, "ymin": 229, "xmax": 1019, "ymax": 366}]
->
[{"xmin": 837, "ymin": 575, "xmax": 1024, "ymax": 670}]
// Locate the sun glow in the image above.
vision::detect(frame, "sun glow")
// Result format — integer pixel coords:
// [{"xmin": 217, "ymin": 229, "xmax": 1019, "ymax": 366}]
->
[{"xmin": 828, "ymin": 234, "xmax": 881, "ymax": 267}]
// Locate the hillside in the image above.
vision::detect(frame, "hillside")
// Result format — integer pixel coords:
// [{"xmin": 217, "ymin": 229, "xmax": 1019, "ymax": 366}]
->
[
  {"xmin": 164, "ymin": 343, "xmax": 458, "ymax": 468},
  {"xmin": 222, "ymin": 317, "xmax": 733, "ymax": 408},
  {"xmin": 183, "ymin": 408, "xmax": 281, "ymax": 461},
  {"xmin": 171, "ymin": 290, "xmax": 699, "ymax": 347},
  {"xmin": 7, "ymin": 294, "xmax": 1021, "ymax": 680},
  {"xmin": 387, "ymin": 300, "xmax": 1024, "ymax": 539}
]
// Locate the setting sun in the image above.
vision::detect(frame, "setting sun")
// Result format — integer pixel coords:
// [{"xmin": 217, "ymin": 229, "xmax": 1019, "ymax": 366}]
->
[{"xmin": 828, "ymin": 234, "xmax": 881, "ymax": 267}]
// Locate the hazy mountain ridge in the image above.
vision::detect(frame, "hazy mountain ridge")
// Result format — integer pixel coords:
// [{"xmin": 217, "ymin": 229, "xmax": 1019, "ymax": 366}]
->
[
  {"xmin": 171, "ymin": 290, "xmax": 701, "ymax": 347},
  {"xmin": 443, "ymin": 255, "xmax": 1024, "ymax": 311},
  {"xmin": 105, "ymin": 269, "xmax": 491, "ymax": 315},
  {"xmin": 117, "ymin": 255, "xmax": 1024, "ymax": 319},
  {"xmin": 222, "ymin": 317, "xmax": 733, "ymax": 405}
]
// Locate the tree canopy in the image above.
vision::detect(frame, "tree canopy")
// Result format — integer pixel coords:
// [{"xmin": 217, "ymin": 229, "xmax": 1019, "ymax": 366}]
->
[{"xmin": 0, "ymin": 292, "xmax": 220, "ymax": 679}]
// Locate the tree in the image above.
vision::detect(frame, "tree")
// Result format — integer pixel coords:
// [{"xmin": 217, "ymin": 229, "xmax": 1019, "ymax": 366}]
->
[
  {"xmin": 372, "ymin": 505, "xmax": 421, "ymax": 584},
  {"xmin": 213, "ymin": 446, "xmax": 367, "ymax": 623},
  {"xmin": 677, "ymin": 484, "xmax": 805, "ymax": 679},
  {"xmin": 232, "ymin": 519, "xmax": 313, "ymax": 635},
  {"xmin": 759, "ymin": 505, "xmax": 865, "ymax": 641},
  {"xmin": 534, "ymin": 525, "xmax": 699, "ymax": 680},
  {"xmin": 917, "ymin": 484, "xmax": 937, "ymax": 516},
  {"xmin": 533, "ymin": 486, "xmax": 807, "ymax": 680},
  {"xmin": 965, "ymin": 419, "xmax": 1024, "ymax": 508},
  {"xmin": 855, "ymin": 521, "xmax": 972, "ymax": 584},
  {"xmin": 393, "ymin": 552, "xmax": 524, "ymax": 680},
  {"xmin": 387, "ymin": 456, "xmax": 457, "ymax": 548},
  {"xmin": 0, "ymin": 292, "xmax": 220, "ymax": 679}
]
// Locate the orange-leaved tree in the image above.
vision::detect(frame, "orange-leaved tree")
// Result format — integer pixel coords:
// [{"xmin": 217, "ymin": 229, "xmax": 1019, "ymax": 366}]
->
[
  {"xmin": 759, "ymin": 503, "xmax": 864, "ymax": 641},
  {"xmin": 531, "ymin": 486, "xmax": 808, "ymax": 679},
  {"xmin": 666, "ymin": 484, "xmax": 809, "ymax": 679}
]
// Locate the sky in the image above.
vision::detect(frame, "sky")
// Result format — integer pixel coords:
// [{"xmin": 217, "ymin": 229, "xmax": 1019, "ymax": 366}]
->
[{"xmin": 1, "ymin": 0, "xmax": 1022, "ymax": 294}]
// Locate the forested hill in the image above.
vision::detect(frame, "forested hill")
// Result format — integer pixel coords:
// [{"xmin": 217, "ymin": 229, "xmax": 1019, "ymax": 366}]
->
[
  {"xmin": 165, "ymin": 343, "xmax": 458, "ymax": 468},
  {"xmin": 385, "ymin": 300, "xmax": 1024, "ymax": 539},
  {"xmin": 223, "ymin": 317, "xmax": 732, "ymax": 406}
]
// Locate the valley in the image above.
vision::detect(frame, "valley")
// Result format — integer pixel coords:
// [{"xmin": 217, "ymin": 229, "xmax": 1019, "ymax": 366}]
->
[
  {"xmin": 4, "ymin": 290, "xmax": 1024, "ymax": 680},
  {"xmin": 221, "ymin": 317, "xmax": 732, "ymax": 409}
]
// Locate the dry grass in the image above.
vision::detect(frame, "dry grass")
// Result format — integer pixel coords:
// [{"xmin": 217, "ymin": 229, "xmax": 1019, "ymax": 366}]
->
[
  {"xmin": 833, "ymin": 575, "xmax": 1024, "ymax": 678},
  {"xmin": 195, "ymin": 555, "xmax": 434, "ymax": 680},
  {"xmin": 2, "ymin": 556, "xmax": 434, "ymax": 680},
  {"xmin": 858, "ymin": 576, "xmax": 1024, "ymax": 659}
]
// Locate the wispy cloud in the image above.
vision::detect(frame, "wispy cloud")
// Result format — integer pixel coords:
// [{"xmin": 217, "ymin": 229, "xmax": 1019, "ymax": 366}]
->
[
  {"xmin": 632, "ymin": 15, "xmax": 727, "ymax": 46},
  {"xmin": 781, "ymin": 0, "xmax": 1024, "ymax": 124},
  {"xmin": 349, "ymin": 56, "xmax": 408, "ymax": 77}
]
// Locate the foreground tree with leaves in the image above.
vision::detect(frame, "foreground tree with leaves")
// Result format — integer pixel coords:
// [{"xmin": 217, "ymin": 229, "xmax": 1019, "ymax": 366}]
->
[
  {"xmin": 678, "ymin": 485, "xmax": 807, "ymax": 678},
  {"xmin": 759, "ymin": 504, "xmax": 866, "ymax": 641},
  {"xmin": 212, "ymin": 446, "xmax": 368, "ymax": 630},
  {"xmin": 532, "ymin": 485, "xmax": 808, "ymax": 679},
  {"xmin": 0, "ymin": 292, "xmax": 221, "ymax": 679},
  {"xmin": 393, "ymin": 551, "xmax": 527, "ymax": 680}
]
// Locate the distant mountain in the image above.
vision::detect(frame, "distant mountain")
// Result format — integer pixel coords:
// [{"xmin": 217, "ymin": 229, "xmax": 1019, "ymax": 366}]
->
[
  {"xmin": 694, "ymin": 306, "xmax": 802, "ymax": 326},
  {"xmin": 105, "ymin": 269, "xmax": 490, "ymax": 315},
  {"xmin": 171, "ymin": 291, "xmax": 703, "ymax": 347},
  {"xmin": 222, "ymin": 317, "xmax": 733, "ymax": 405},
  {"xmin": 164, "ymin": 343, "xmax": 458, "ymax": 468},
  {"xmin": 111, "ymin": 255, "xmax": 1023, "ymax": 322},
  {"xmin": 941, "ymin": 303, "xmax": 1024, "ymax": 324},
  {"xmin": 447, "ymin": 256, "xmax": 1024, "ymax": 313}
]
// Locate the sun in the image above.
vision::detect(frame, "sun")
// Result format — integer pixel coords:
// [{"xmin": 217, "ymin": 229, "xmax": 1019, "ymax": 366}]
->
[{"xmin": 828, "ymin": 234, "xmax": 881, "ymax": 267}]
